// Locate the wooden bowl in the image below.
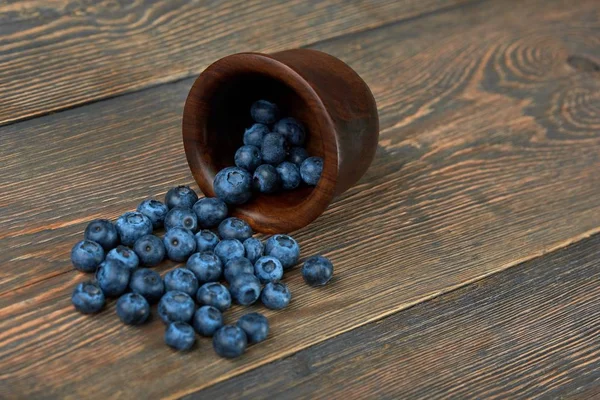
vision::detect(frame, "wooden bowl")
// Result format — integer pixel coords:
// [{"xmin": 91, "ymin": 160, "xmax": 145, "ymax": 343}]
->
[{"xmin": 182, "ymin": 49, "xmax": 379, "ymax": 233}]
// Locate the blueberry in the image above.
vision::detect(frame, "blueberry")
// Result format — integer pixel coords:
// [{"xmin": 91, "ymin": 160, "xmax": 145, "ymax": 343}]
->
[
  {"xmin": 164, "ymin": 268, "xmax": 199, "ymax": 298},
  {"xmin": 243, "ymin": 123, "xmax": 270, "ymax": 147},
  {"xmin": 194, "ymin": 229, "xmax": 220, "ymax": 253},
  {"xmin": 243, "ymin": 238, "xmax": 264, "ymax": 264},
  {"xmin": 192, "ymin": 197, "xmax": 228, "ymax": 228},
  {"xmin": 213, "ymin": 167, "xmax": 252, "ymax": 205},
  {"xmin": 224, "ymin": 257, "xmax": 254, "ymax": 283},
  {"xmin": 265, "ymin": 234, "xmax": 300, "ymax": 270},
  {"xmin": 115, "ymin": 211, "xmax": 153, "ymax": 246},
  {"xmin": 234, "ymin": 145, "xmax": 262, "ymax": 172},
  {"xmin": 213, "ymin": 325, "xmax": 248, "ymax": 359},
  {"xmin": 133, "ymin": 234, "xmax": 165, "ymax": 267},
  {"xmin": 186, "ymin": 252, "xmax": 222, "ymax": 283},
  {"xmin": 71, "ymin": 282, "xmax": 105, "ymax": 314},
  {"xmin": 218, "ymin": 217, "xmax": 253, "ymax": 241},
  {"xmin": 300, "ymin": 156, "xmax": 323, "ymax": 186},
  {"xmin": 163, "ymin": 227, "xmax": 197, "ymax": 262},
  {"xmin": 193, "ymin": 305, "xmax": 223, "ymax": 337},
  {"xmin": 105, "ymin": 245, "xmax": 139, "ymax": 271},
  {"xmin": 116, "ymin": 293, "xmax": 150, "ymax": 325},
  {"xmin": 129, "ymin": 268, "xmax": 164, "ymax": 303},
  {"xmin": 237, "ymin": 313, "xmax": 269, "ymax": 344},
  {"xmin": 214, "ymin": 239, "xmax": 245, "ymax": 265},
  {"xmin": 261, "ymin": 282, "xmax": 291, "ymax": 310},
  {"xmin": 274, "ymin": 117, "xmax": 306, "ymax": 146},
  {"xmin": 302, "ymin": 255, "xmax": 333, "ymax": 286},
  {"xmin": 276, "ymin": 161, "xmax": 301, "ymax": 190},
  {"xmin": 287, "ymin": 146, "xmax": 309, "ymax": 166},
  {"xmin": 71, "ymin": 240, "xmax": 104, "ymax": 273},
  {"xmin": 165, "ymin": 185, "xmax": 198, "ymax": 210},
  {"xmin": 250, "ymin": 100, "xmax": 279, "ymax": 124},
  {"xmin": 137, "ymin": 199, "xmax": 169, "ymax": 229},
  {"xmin": 164, "ymin": 207, "xmax": 199, "ymax": 232},
  {"xmin": 196, "ymin": 282, "xmax": 231, "ymax": 312},
  {"xmin": 165, "ymin": 322, "xmax": 196, "ymax": 351},
  {"xmin": 253, "ymin": 164, "xmax": 281, "ymax": 193},
  {"xmin": 84, "ymin": 219, "xmax": 119, "ymax": 250},
  {"xmin": 229, "ymin": 273, "xmax": 261, "ymax": 306},
  {"xmin": 260, "ymin": 133, "xmax": 288, "ymax": 165},
  {"xmin": 95, "ymin": 260, "xmax": 131, "ymax": 297},
  {"xmin": 158, "ymin": 291, "xmax": 196, "ymax": 325},
  {"xmin": 254, "ymin": 256, "xmax": 284, "ymax": 284}
]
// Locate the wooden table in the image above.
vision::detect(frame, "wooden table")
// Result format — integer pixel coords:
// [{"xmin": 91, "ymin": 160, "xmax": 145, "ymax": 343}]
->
[{"xmin": 1, "ymin": 0, "xmax": 599, "ymax": 398}]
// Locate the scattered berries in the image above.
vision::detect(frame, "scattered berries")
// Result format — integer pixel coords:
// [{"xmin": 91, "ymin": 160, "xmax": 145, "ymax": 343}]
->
[
  {"xmin": 71, "ymin": 240, "xmax": 105, "ymax": 273},
  {"xmin": 302, "ymin": 255, "xmax": 334, "ymax": 286},
  {"xmin": 137, "ymin": 199, "xmax": 169, "ymax": 229},
  {"xmin": 158, "ymin": 291, "xmax": 196, "ymax": 325},
  {"xmin": 165, "ymin": 322, "xmax": 196, "ymax": 351},
  {"xmin": 163, "ymin": 227, "xmax": 196, "ymax": 262},
  {"xmin": 129, "ymin": 268, "xmax": 164, "ymax": 303},
  {"xmin": 261, "ymin": 282, "xmax": 291, "ymax": 310},
  {"xmin": 213, "ymin": 325, "xmax": 247, "ymax": 359},
  {"xmin": 237, "ymin": 312, "xmax": 269, "ymax": 344},
  {"xmin": 116, "ymin": 293, "xmax": 150, "ymax": 325},
  {"xmin": 84, "ymin": 219, "xmax": 119, "ymax": 250},
  {"xmin": 72, "ymin": 282, "xmax": 105, "ymax": 314},
  {"xmin": 105, "ymin": 245, "xmax": 139, "ymax": 271},
  {"xmin": 115, "ymin": 211, "xmax": 153, "ymax": 246},
  {"xmin": 133, "ymin": 234, "xmax": 165, "ymax": 267},
  {"xmin": 193, "ymin": 305, "xmax": 223, "ymax": 337},
  {"xmin": 164, "ymin": 268, "xmax": 199, "ymax": 298},
  {"xmin": 165, "ymin": 185, "xmax": 198, "ymax": 210}
]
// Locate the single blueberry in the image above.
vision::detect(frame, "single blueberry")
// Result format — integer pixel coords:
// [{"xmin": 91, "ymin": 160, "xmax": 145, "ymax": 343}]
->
[
  {"xmin": 274, "ymin": 117, "xmax": 306, "ymax": 146},
  {"xmin": 71, "ymin": 240, "xmax": 105, "ymax": 273},
  {"xmin": 165, "ymin": 185, "xmax": 198, "ymax": 210},
  {"xmin": 164, "ymin": 207, "xmax": 199, "ymax": 233},
  {"xmin": 193, "ymin": 305, "xmax": 223, "ymax": 337},
  {"xmin": 137, "ymin": 199, "xmax": 169, "ymax": 229},
  {"xmin": 158, "ymin": 291, "xmax": 196, "ymax": 325},
  {"xmin": 214, "ymin": 239, "xmax": 245, "ymax": 265},
  {"xmin": 163, "ymin": 227, "xmax": 197, "ymax": 262},
  {"xmin": 84, "ymin": 219, "xmax": 119, "ymax": 250},
  {"xmin": 235, "ymin": 145, "xmax": 262, "ymax": 172},
  {"xmin": 243, "ymin": 123, "xmax": 270, "ymax": 147},
  {"xmin": 213, "ymin": 325, "xmax": 248, "ymax": 359},
  {"xmin": 243, "ymin": 238, "xmax": 264, "ymax": 264},
  {"xmin": 224, "ymin": 257, "xmax": 254, "ymax": 283},
  {"xmin": 276, "ymin": 161, "xmax": 301, "ymax": 190},
  {"xmin": 302, "ymin": 255, "xmax": 334, "ymax": 286},
  {"xmin": 115, "ymin": 211, "xmax": 153, "ymax": 246},
  {"xmin": 71, "ymin": 282, "xmax": 105, "ymax": 314},
  {"xmin": 186, "ymin": 252, "xmax": 223, "ymax": 283},
  {"xmin": 287, "ymin": 146, "xmax": 309, "ymax": 166},
  {"xmin": 194, "ymin": 229, "xmax": 220, "ymax": 253},
  {"xmin": 250, "ymin": 100, "xmax": 279, "ymax": 124},
  {"xmin": 254, "ymin": 256, "xmax": 284, "ymax": 284},
  {"xmin": 218, "ymin": 217, "xmax": 253, "ymax": 242},
  {"xmin": 192, "ymin": 197, "xmax": 228, "ymax": 228},
  {"xmin": 164, "ymin": 268, "xmax": 199, "ymax": 298},
  {"xmin": 165, "ymin": 322, "xmax": 196, "ymax": 351},
  {"xmin": 196, "ymin": 282, "xmax": 231, "ymax": 312},
  {"xmin": 229, "ymin": 273, "xmax": 261, "ymax": 306},
  {"xmin": 213, "ymin": 167, "xmax": 252, "ymax": 205},
  {"xmin": 260, "ymin": 133, "xmax": 288, "ymax": 165},
  {"xmin": 300, "ymin": 156, "xmax": 323, "ymax": 186},
  {"xmin": 116, "ymin": 293, "xmax": 150, "ymax": 325},
  {"xmin": 237, "ymin": 313, "xmax": 269, "ymax": 344},
  {"xmin": 261, "ymin": 282, "xmax": 291, "ymax": 310},
  {"xmin": 106, "ymin": 245, "xmax": 139, "ymax": 271},
  {"xmin": 265, "ymin": 234, "xmax": 300, "ymax": 270},
  {"xmin": 95, "ymin": 260, "xmax": 131, "ymax": 297},
  {"xmin": 133, "ymin": 234, "xmax": 165, "ymax": 267},
  {"xmin": 253, "ymin": 164, "xmax": 281, "ymax": 193},
  {"xmin": 129, "ymin": 268, "xmax": 164, "ymax": 303}
]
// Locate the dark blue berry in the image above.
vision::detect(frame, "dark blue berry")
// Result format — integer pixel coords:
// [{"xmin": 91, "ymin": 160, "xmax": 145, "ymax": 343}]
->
[
  {"xmin": 84, "ymin": 219, "xmax": 119, "ymax": 250},
  {"xmin": 253, "ymin": 164, "xmax": 280, "ymax": 193},
  {"xmin": 164, "ymin": 268, "xmax": 199, "ymax": 298},
  {"xmin": 165, "ymin": 322, "xmax": 196, "ymax": 351},
  {"xmin": 133, "ymin": 234, "xmax": 165, "ymax": 267},
  {"xmin": 229, "ymin": 273, "xmax": 261, "ymax": 306},
  {"xmin": 129, "ymin": 268, "xmax": 164, "ymax": 303},
  {"xmin": 265, "ymin": 234, "xmax": 300, "ymax": 270},
  {"xmin": 196, "ymin": 282, "xmax": 231, "ymax": 312},
  {"xmin": 302, "ymin": 255, "xmax": 333, "ymax": 286},
  {"xmin": 186, "ymin": 252, "xmax": 222, "ymax": 283},
  {"xmin": 276, "ymin": 161, "xmax": 301, "ymax": 190},
  {"xmin": 115, "ymin": 211, "xmax": 153, "ymax": 246},
  {"xmin": 137, "ymin": 199, "xmax": 169, "ymax": 229},
  {"xmin": 106, "ymin": 245, "xmax": 139, "ymax": 271},
  {"xmin": 235, "ymin": 145, "xmax": 262, "ymax": 172},
  {"xmin": 274, "ymin": 117, "xmax": 306, "ymax": 146},
  {"xmin": 192, "ymin": 197, "xmax": 228, "ymax": 228},
  {"xmin": 261, "ymin": 282, "xmax": 291, "ymax": 310},
  {"xmin": 243, "ymin": 123, "xmax": 269, "ymax": 147},
  {"xmin": 237, "ymin": 313, "xmax": 269, "ymax": 344},
  {"xmin": 260, "ymin": 133, "xmax": 288, "ymax": 165},
  {"xmin": 71, "ymin": 240, "xmax": 104, "ymax": 273},
  {"xmin": 243, "ymin": 238, "xmax": 264, "ymax": 264},
  {"xmin": 116, "ymin": 293, "xmax": 150, "ymax": 325},
  {"xmin": 164, "ymin": 207, "xmax": 199, "ymax": 232},
  {"xmin": 163, "ymin": 227, "xmax": 196, "ymax": 262},
  {"xmin": 300, "ymin": 156, "xmax": 323, "ymax": 186},
  {"xmin": 213, "ymin": 167, "xmax": 252, "ymax": 205},
  {"xmin": 224, "ymin": 257, "xmax": 254, "ymax": 283},
  {"xmin": 158, "ymin": 291, "xmax": 196, "ymax": 325},
  {"xmin": 214, "ymin": 239, "xmax": 245, "ymax": 265},
  {"xmin": 71, "ymin": 282, "xmax": 105, "ymax": 314},
  {"xmin": 193, "ymin": 305, "xmax": 223, "ymax": 337},
  {"xmin": 95, "ymin": 260, "xmax": 131, "ymax": 297},
  {"xmin": 254, "ymin": 256, "xmax": 284, "ymax": 284},
  {"xmin": 218, "ymin": 217, "xmax": 253, "ymax": 241},
  {"xmin": 250, "ymin": 100, "xmax": 279, "ymax": 124},
  {"xmin": 287, "ymin": 146, "xmax": 309, "ymax": 166},
  {"xmin": 165, "ymin": 185, "xmax": 198, "ymax": 210},
  {"xmin": 213, "ymin": 325, "xmax": 247, "ymax": 359},
  {"xmin": 194, "ymin": 230, "xmax": 220, "ymax": 253}
]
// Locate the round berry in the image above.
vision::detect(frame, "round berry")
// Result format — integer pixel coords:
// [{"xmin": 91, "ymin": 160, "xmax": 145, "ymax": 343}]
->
[
  {"xmin": 214, "ymin": 239, "xmax": 245, "ymax": 265},
  {"xmin": 71, "ymin": 240, "xmax": 104, "ymax": 273},
  {"xmin": 260, "ymin": 133, "xmax": 287, "ymax": 165},
  {"xmin": 129, "ymin": 268, "xmax": 164, "ymax": 303},
  {"xmin": 133, "ymin": 234, "xmax": 165, "ymax": 267},
  {"xmin": 276, "ymin": 161, "xmax": 301, "ymax": 190},
  {"xmin": 224, "ymin": 257, "xmax": 254, "ymax": 284},
  {"xmin": 302, "ymin": 255, "xmax": 334, "ymax": 286},
  {"xmin": 287, "ymin": 146, "xmax": 309, "ymax": 166},
  {"xmin": 261, "ymin": 282, "xmax": 291, "ymax": 310},
  {"xmin": 253, "ymin": 164, "xmax": 280, "ymax": 193},
  {"xmin": 243, "ymin": 237, "xmax": 264, "ymax": 264},
  {"xmin": 254, "ymin": 256, "xmax": 284, "ymax": 284},
  {"xmin": 194, "ymin": 229, "xmax": 220, "ymax": 253},
  {"xmin": 193, "ymin": 305, "xmax": 223, "ymax": 337},
  {"xmin": 265, "ymin": 234, "xmax": 300, "ymax": 270},
  {"xmin": 116, "ymin": 293, "xmax": 150, "ymax": 325},
  {"xmin": 106, "ymin": 245, "xmax": 139, "ymax": 271},
  {"xmin": 213, "ymin": 167, "xmax": 252, "ymax": 205},
  {"xmin": 218, "ymin": 217, "xmax": 253, "ymax": 242},
  {"xmin": 165, "ymin": 185, "xmax": 198, "ymax": 210},
  {"xmin": 237, "ymin": 313, "xmax": 269, "ymax": 344},
  {"xmin": 196, "ymin": 282, "xmax": 231, "ymax": 312},
  {"xmin": 250, "ymin": 100, "xmax": 279, "ymax": 124},
  {"xmin": 71, "ymin": 282, "xmax": 105, "ymax": 314},
  {"xmin": 300, "ymin": 156, "xmax": 323, "ymax": 186},
  {"xmin": 84, "ymin": 219, "xmax": 119, "ymax": 250},
  {"xmin": 158, "ymin": 291, "xmax": 196, "ymax": 325},
  {"xmin": 229, "ymin": 273, "xmax": 261, "ymax": 306},
  {"xmin": 115, "ymin": 211, "xmax": 153, "ymax": 246},
  {"xmin": 213, "ymin": 325, "xmax": 248, "ymax": 359},
  {"xmin": 163, "ymin": 227, "xmax": 196, "ymax": 262},
  {"xmin": 95, "ymin": 260, "xmax": 131, "ymax": 297},
  {"xmin": 235, "ymin": 145, "xmax": 262, "ymax": 172},
  {"xmin": 192, "ymin": 197, "xmax": 228, "ymax": 228},
  {"xmin": 165, "ymin": 322, "xmax": 196, "ymax": 351},
  {"xmin": 164, "ymin": 268, "xmax": 199, "ymax": 298},
  {"xmin": 243, "ymin": 123, "xmax": 269, "ymax": 147},
  {"xmin": 274, "ymin": 117, "xmax": 306, "ymax": 146},
  {"xmin": 164, "ymin": 207, "xmax": 199, "ymax": 233},
  {"xmin": 186, "ymin": 252, "xmax": 222, "ymax": 283},
  {"xmin": 137, "ymin": 199, "xmax": 169, "ymax": 229}
]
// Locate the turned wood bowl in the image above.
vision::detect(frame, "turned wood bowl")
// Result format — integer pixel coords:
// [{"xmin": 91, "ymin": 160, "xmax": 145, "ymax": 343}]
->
[{"xmin": 182, "ymin": 49, "xmax": 379, "ymax": 233}]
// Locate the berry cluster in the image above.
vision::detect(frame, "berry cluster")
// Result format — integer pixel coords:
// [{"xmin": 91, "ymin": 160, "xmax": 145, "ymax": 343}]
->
[
  {"xmin": 70, "ymin": 185, "xmax": 334, "ymax": 358},
  {"xmin": 213, "ymin": 100, "xmax": 324, "ymax": 205}
]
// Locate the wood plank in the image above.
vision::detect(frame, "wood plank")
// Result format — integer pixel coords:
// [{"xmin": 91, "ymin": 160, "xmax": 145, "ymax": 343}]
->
[
  {"xmin": 193, "ymin": 234, "xmax": 600, "ymax": 399},
  {"xmin": 2, "ymin": 0, "xmax": 600, "ymax": 397},
  {"xmin": 0, "ymin": 0, "xmax": 470, "ymax": 126}
]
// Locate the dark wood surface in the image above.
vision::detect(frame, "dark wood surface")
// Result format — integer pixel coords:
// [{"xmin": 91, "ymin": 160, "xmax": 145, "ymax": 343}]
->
[{"xmin": 1, "ymin": 0, "xmax": 600, "ymax": 398}]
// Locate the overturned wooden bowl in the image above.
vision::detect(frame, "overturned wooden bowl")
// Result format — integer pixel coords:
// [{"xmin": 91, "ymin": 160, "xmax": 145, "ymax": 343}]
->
[{"xmin": 182, "ymin": 49, "xmax": 379, "ymax": 233}]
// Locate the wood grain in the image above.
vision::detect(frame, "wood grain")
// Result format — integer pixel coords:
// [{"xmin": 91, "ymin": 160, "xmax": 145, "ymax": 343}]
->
[
  {"xmin": 0, "ymin": 0, "xmax": 470, "ymax": 126},
  {"xmin": 2, "ymin": 0, "xmax": 600, "ymax": 397}
]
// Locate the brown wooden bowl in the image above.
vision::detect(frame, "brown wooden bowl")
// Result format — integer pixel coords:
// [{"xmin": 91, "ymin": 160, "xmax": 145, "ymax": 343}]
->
[{"xmin": 182, "ymin": 49, "xmax": 379, "ymax": 233}]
